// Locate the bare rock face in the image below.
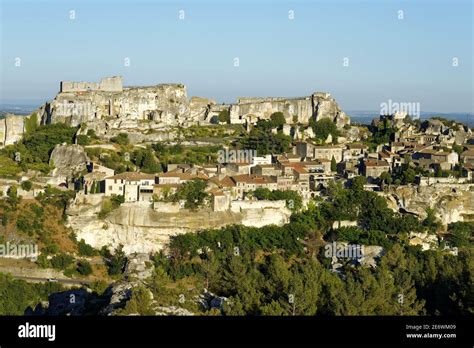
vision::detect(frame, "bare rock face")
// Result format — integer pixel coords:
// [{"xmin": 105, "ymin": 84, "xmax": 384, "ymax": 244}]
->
[
  {"xmin": 229, "ymin": 92, "xmax": 349, "ymax": 128},
  {"xmin": 30, "ymin": 77, "xmax": 350, "ymax": 144},
  {"xmin": 313, "ymin": 92, "xmax": 350, "ymax": 128},
  {"xmin": 49, "ymin": 143, "xmax": 89, "ymax": 177},
  {"xmin": 230, "ymin": 96, "xmax": 314, "ymax": 124},
  {"xmin": 0, "ymin": 115, "xmax": 25, "ymax": 147},
  {"xmin": 385, "ymin": 184, "xmax": 474, "ymax": 225},
  {"xmin": 38, "ymin": 82, "xmax": 191, "ymax": 129},
  {"xmin": 189, "ymin": 96, "xmax": 216, "ymax": 124},
  {"xmin": 67, "ymin": 200, "xmax": 291, "ymax": 255}
]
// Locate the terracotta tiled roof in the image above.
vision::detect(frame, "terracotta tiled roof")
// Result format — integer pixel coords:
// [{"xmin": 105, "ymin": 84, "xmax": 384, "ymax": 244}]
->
[
  {"xmin": 106, "ymin": 172, "xmax": 156, "ymax": 181},
  {"xmin": 364, "ymin": 159, "xmax": 390, "ymax": 167},
  {"xmin": 157, "ymin": 172, "xmax": 209, "ymax": 180},
  {"xmin": 231, "ymin": 174, "xmax": 277, "ymax": 184},
  {"xmin": 209, "ymin": 188, "xmax": 225, "ymax": 196},
  {"xmin": 209, "ymin": 175, "xmax": 236, "ymax": 188},
  {"xmin": 461, "ymin": 150, "xmax": 474, "ymax": 156},
  {"xmin": 347, "ymin": 143, "xmax": 368, "ymax": 149},
  {"xmin": 291, "ymin": 165, "xmax": 308, "ymax": 174}
]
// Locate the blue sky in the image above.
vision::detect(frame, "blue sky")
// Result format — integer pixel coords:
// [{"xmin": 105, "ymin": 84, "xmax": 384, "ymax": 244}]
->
[{"xmin": 0, "ymin": 0, "xmax": 472, "ymax": 113}]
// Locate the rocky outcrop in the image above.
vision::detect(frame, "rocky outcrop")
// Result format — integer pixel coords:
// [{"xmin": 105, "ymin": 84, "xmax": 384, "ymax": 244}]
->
[
  {"xmin": 229, "ymin": 92, "xmax": 350, "ymax": 128},
  {"xmin": 67, "ymin": 198, "xmax": 291, "ymax": 254},
  {"xmin": 49, "ymin": 143, "xmax": 89, "ymax": 177},
  {"xmin": 384, "ymin": 184, "xmax": 474, "ymax": 225},
  {"xmin": 189, "ymin": 96, "xmax": 216, "ymax": 123},
  {"xmin": 37, "ymin": 82, "xmax": 191, "ymax": 128},
  {"xmin": 29, "ymin": 77, "xmax": 349, "ymax": 143},
  {"xmin": 0, "ymin": 114, "xmax": 25, "ymax": 147}
]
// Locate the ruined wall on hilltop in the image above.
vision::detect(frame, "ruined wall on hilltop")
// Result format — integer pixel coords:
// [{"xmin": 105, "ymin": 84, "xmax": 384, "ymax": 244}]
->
[
  {"xmin": 229, "ymin": 92, "xmax": 350, "ymax": 128},
  {"xmin": 30, "ymin": 76, "xmax": 350, "ymax": 143},
  {"xmin": 60, "ymin": 76, "xmax": 123, "ymax": 93},
  {"xmin": 39, "ymin": 81, "xmax": 191, "ymax": 128}
]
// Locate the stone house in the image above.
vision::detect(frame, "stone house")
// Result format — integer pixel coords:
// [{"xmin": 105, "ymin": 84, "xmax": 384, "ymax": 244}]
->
[
  {"xmin": 461, "ymin": 149, "xmax": 474, "ymax": 165},
  {"xmin": 104, "ymin": 172, "xmax": 156, "ymax": 202},
  {"xmin": 230, "ymin": 174, "xmax": 277, "ymax": 199},
  {"xmin": 378, "ymin": 150, "xmax": 403, "ymax": 170},
  {"xmin": 209, "ymin": 189, "xmax": 231, "ymax": 212},
  {"xmin": 343, "ymin": 143, "xmax": 368, "ymax": 161},
  {"xmin": 225, "ymin": 162, "xmax": 252, "ymax": 176},
  {"xmin": 251, "ymin": 154, "xmax": 272, "ymax": 165},
  {"xmin": 413, "ymin": 149, "xmax": 458, "ymax": 169},
  {"xmin": 251, "ymin": 164, "xmax": 281, "ymax": 176},
  {"xmin": 155, "ymin": 172, "xmax": 208, "ymax": 185},
  {"xmin": 361, "ymin": 159, "xmax": 390, "ymax": 178},
  {"xmin": 295, "ymin": 142, "xmax": 344, "ymax": 162}
]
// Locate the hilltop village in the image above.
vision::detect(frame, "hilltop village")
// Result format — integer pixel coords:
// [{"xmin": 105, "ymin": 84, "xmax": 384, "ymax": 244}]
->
[{"xmin": 0, "ymin": 77, "xmax": 472, "ymax": 316}]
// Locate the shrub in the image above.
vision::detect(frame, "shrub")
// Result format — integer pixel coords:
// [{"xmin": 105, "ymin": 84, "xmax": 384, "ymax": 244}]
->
[
  {"xmin": 77, "ymin": 261, "xmax": 93, "ymax": 276},
  {"xmin": 21, "ymin": 180, "xmax": 33, "ymax": 192},
  {"xmin": 77, "ymin": 135, "xmax": 91, "ymax": 146},
  {"xmin": 111, "ymin": 133, "xmax": 130, "ymax": 146},
  {"xmin": 50, "ymin": 253, "xmax": 75, "ymax": 270},
  {"xmin": 78, "ymin": 239, "xmax": 98, "ymax": 256}
]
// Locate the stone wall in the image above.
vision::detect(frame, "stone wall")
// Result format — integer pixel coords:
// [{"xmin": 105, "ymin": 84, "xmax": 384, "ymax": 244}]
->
[
  {"xmin": 416, "ymin": 176, "xmax": 471, "ymax": 186},
  {"xmin": 153, "ymin": 201, "xmax": 180, "ymax": 213},
  {"xmin": 229, "ymin": 93, "xmax": 349, "ymax": 128},
  {"xmin": 230, "ymin": 199, "xmax": 287, "ymax": 212},
  {"xmin": 60, "ymin": 76, "xmax": 123, "ymax": 93}
]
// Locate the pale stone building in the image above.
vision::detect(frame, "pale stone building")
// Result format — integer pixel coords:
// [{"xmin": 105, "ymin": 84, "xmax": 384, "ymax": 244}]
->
[
  {"xmin": 230, "ymin": 174, "xmax": 278, "ymax": 199},
  {"xmin": 104, "ymin": 172, "xmax": 156, "ymax": 202},
  {"xmin": 362, "ymin": 159, "xmax": 390, "ymax": 178},
  {"xmin": 295, "ymin": 142, "xmax": 343, "ymax": 162}
]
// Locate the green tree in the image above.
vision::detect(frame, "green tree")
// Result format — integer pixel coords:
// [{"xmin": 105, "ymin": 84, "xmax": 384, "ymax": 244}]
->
[
  {"xmin": 141, "ymin": 149, "xmax": 161, "ymax": 173},
  {"xmin": 77, "ymin": 261, "xmax": 93, "ymax": 276},
  {"xmin": 309, "ymin": 118, "xmax": 340, "ymax": 142},
  {"xmin": 200, "ymin": 252, "xmax": 221, "ymax": 291},
  {"xmin": 20, "ymin": 180, "xmax": 33, "ymax": 192},
  {"xmin": 77, "ymin": 134, "xmax": 91, "ymax": 146},
  {"xmin": 172, "ymin": 179, "xmax": 208, "ymax": 210},
  {"xmin": 111, "ymin": 133, "xmax": 130, "ymax": 146},
  {"xmin": 270, "ymin": 112, "xmax": 286, "ymax": 128},
  {"xmin": 102, "ymin": 245, "xmax": 127, "ymax": 276},
  {"xmin": 401, "ymin": 167, "xmax": 416, "ymax": 184},
  {"xmin": 380, "ymin": 171, "xmax": 392, "ymax": 185},
  {"xmin": 50, "ymin": 253, "xmax": 75, "ymax": 270},
  {"xmin": 217, "ymin": 110, "xmax": 230, "ymax": 124},
  {"xmin": 78, "ymin": 239, "xmax": 98, "ymax": 256},
  {"xmin": 331, "ymin": 156, "xmax": 337, "ymax": 172},
  {"xmin": 22, "ymin": 123, "xmax": 78, "ymax": 163},
  {"xmin": 24, "ymin": 113, "xmax": 38, "ymax": 134},
  {"xmin": 380, "ymin": 245, "xmax": 426, "ymax": 315},
  {"xmin": 446, "ymin": 222, "xmax": 473, "ymax": 247},
  {"xmin": 118, "ymin": 285, "xmax": 155, "ymax": 315},
  {"xmin": 423, "ymin": 208, "xmax": 441, "ymax": 233}
]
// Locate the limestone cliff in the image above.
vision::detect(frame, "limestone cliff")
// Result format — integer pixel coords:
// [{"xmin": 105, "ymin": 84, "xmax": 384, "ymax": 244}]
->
[
  {"xmin": 30, "ymin": 76, "xmax": 349, "ymax": 143},
  {"xmin": 384, "ymin": 184, "xmax": 474, "ymax": 225},
  {"xmin": 0, "ymin": 114, "xmax": 26, "ymax": 147},
  {"xmin": 67, "ymin": 196, "xmax": 291, "ymax": 254},
  {"xmin": 229, "ymin": 92, "xmax": 350, "ymax": 128}
]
